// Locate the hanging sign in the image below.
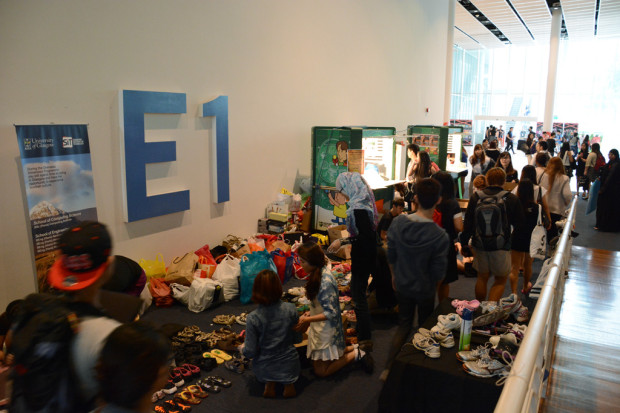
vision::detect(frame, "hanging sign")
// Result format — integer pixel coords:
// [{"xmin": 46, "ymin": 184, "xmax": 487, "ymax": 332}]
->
[{"xmin": 15, "ymin": 124, "xmax": 98, "ymax": 291}]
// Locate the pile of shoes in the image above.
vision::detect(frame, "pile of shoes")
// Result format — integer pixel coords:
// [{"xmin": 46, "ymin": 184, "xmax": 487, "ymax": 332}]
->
[
  {"xmin": 153, "ymin": 369, "xmax": 233, "ymax": 411},
  {"xmin": 457, "ymin": 323, "xmax": 527, "ymax": 384},
  {"xmin": 470, "ymin": 294, "xmax": 529, "ymax": 326},
  {"xmin": 410, "ymin": 312, "xmax": 461, "ymax": 358}
]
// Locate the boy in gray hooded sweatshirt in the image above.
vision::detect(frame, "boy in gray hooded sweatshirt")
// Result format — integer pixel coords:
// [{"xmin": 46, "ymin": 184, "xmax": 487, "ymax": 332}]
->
[{"xmin": 382, "ymin": 178, "xmax": 449, "ymax": 379}]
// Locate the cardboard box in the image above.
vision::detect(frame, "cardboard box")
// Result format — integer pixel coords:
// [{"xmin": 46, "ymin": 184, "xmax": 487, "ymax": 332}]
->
[
  {"xmin": 335, "ymin": 244, "xmax": 352, "ymax": 260},
  {"xmin": 268, "ymin": 211, "xmax": 288, "ymax": 222},
  {"xmin": 328, "ymin": 225, "xmax": 349, "ymax": 243}
]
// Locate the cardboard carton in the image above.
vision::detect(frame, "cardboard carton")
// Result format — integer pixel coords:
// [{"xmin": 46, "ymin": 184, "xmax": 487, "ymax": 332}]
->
[{"xmin": 328, "ymin": 225, "xmax": 349, "ymax": 243}]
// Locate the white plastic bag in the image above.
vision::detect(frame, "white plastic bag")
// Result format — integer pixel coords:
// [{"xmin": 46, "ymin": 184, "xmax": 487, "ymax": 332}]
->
[
  {"xmin": 530, "ymin": 204, "xmax": 547, "ymax": 260},
  {"xmin": 138, "ymin": 283, "xmax": 152, "ymax": 315},
  {"xmin": 187, "ymin": 278, "xmax": 224, "ymax": 313},
  {"xmin": 212, "ymin": 254, "xmax": 241, "ymax": 301},
  {"xmin": 170, "ymin": 283, "xmax": 191, "ymax": 305}
]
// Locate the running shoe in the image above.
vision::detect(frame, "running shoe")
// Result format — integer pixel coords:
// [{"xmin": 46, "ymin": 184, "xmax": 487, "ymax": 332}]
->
[
  {"xmin": 436, "ymin": 313, "xmax": 462, "ymax": 331},
  {"xmin": 462, "ymin": 353, "xmax": 510, "ymax": 379},
  {"xmin": 412, "ymin": 333, "xmax": 441, "ymax": 358},
  {"xmin": 456, "ymin": 342, "xmax": 492, "ymax": 362},
  {"xmin": 430, "ymin": 326, "xmax": 455, "ymax": 348}
]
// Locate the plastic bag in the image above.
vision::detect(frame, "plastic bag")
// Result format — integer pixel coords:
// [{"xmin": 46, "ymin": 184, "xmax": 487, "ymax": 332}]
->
[
  {"xmin": 195, "ymin": 244, "xmax": 217, "ymax": 277},
  {"xmin": 271, "ymin": 248, "xmax": 294, "ymax": 284},
  {"xmin": 212, "ymin": 254, "xmax": 241, "ymax": 301},
  {"xmin": 170, "ymin": 283, "xmax": 191, "ymax": 305},
  {"xmin": 139, "ymin": 253, "xmax": 166, "ymax": 279},
  {"xmin": 188, "ymin": 278, "xmax": 224, "ymax": 313},
  {"xmin": 149, "ymin": 277, "xmax": 174, "ymax": 307},
  {"xmin": 239, "ymin": 250, "xmax": 277, "ymax": 304},
  {"xmin": 586, "ymin": 179, "xmax": 600, "ymax": 215}
]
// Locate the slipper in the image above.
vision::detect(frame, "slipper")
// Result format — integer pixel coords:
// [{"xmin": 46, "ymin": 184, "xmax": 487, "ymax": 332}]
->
[
  {"xmin": 151, "ymin": 390, "xmax": 165, "ymax": 402},
  {"xmin": 197, "ymin": 378, "xmax": 221, "ymax": 393},
  {"xmin": 206, "ymin": 375, "xmax": 232, "ymax": 388},
  {"xmin": 186, "ymin": 384, "xmax": 209, "ymax": 398},
  {"xmin": 182, "ymin": 363, "xmax": 201, "ymax": 378},
  {"xmin": 203, "ymin": 352, "xmax": 225, "ymax": 364},
  {"xmin": 235, "ymin": 312, "xmax": 248, "ymax": 325},
  {"xmin": 209, "ymin": 349, "xmax": 232, "ymax": 361},
  {"xmin": 164, "ymin": 400, "xmax": 193, "ymax": 412},
  {"xmin": 175, "ymin": 390, "xmax": 202, "ymax": 405}
]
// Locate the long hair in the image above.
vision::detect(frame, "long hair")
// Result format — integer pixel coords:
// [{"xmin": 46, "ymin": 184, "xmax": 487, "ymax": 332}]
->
[
  {"xmin": 545, "ymin": 157, "xmax": 565, "ymax": 190},
  {"xmin": 495, "ymin": 151, "xmax": 515, "ymax": 175},
  {"xmin": 297, "ymin": 242, "xmax": 327, "ymax": 301},
  {"xmin": 470, "ymin": 144, "xmax": 486, "ymax": 166},
  {"xmin": 432, "ymin": 171, "xmax": 456, "ymax": 201},
  {"xmin": 559, "ymin": 142, "xmax": 571, "ymax": 160},
  {"xmin": 414, "ymin": 151, "xmax": 433, "ymax": 181},
  {"xmin": 516, "ymin": 179, "xmax": 535, "ymax": 208},
  {"xmin": 520, "ymin": 165, "xmax": 537, "ymax": 183}
]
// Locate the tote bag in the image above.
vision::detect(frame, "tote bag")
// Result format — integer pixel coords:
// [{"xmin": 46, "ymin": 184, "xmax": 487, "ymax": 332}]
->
[
  {"xmin": 586, "ymin": 179, "xmax": 600, "ymax": 215},
  {"xmin": 270, "ymin": 248, "xmax": 294, "ymax": 284},
  {"xmin": 530, "ymin": 204, "xmax": 547, "ymax": 260},
  {"xmin": 239, "ymin": 250, "xmax": 277, "ymax": 304}
]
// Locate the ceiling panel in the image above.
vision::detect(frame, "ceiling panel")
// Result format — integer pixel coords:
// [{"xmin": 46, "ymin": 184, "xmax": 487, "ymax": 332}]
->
[
  {"xmin": 510, "ymin": 0, "xmax": 552, "ymax": 43},
  {"xmin": 454, "ymin": 1, "xmax": 505, "ymax": 49},
  {"xmin": 561, "ymin": 0, "xmax": 596, "ymax": 40},
  {"xmin": 470, "ymin": 0, "xmax": 535, "ymax": 45},
  {"xmin": 598, "ymin": 0, "xmax": 620, "ymax": 38}
]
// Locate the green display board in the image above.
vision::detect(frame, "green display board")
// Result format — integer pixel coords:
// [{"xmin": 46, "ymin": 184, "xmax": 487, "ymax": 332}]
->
[
  {"xmin": 406, "ymin": 125, "xmax": 463, "ymax": 171},
  {"xmin": 311, "ymin": 126, "xmax": 395, "ymax": 231}
]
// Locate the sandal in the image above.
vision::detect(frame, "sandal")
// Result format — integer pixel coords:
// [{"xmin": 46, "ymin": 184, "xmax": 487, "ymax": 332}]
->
[
  {"xmin": 197, "ymin": 378, "xmax": 221, "ymax": 393},
  {"xmin": 206, "ymin": 375, "xmax": 232, "ymax": 388},
  {"xmin": 186, "ymin": 384, "xmax": 209, "ymax": 398},
  {"xmin": 182, "ymin": 363, "xmax": 201, "ymax": 378},
  {"xmin": 235, "ymin": 312, "xmax": 248, "ymax": 325},
  {"xmin": 224, "ymin": 358, "xmax": 245, "ymax": 374},
  {"xmin": 151, "ymin": 390, "xmax": 165, "ymax": 402},
  {"xmin": 203, "ymin": 351, "xmax": 225, "ymax": 364},
  {"xmin": 175, "ymin": 390, "xmax": 202, "ymax": 405},
  {"xmin": 164, "ymin": 400, "xmax": 192, "ymax": 412}
]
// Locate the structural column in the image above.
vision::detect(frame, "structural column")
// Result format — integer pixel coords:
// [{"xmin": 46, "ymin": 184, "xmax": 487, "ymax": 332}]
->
[
  {"xmin": 543, "ymin": 4, "xmax": 562, "ymax": 133},
  {"xmin": 443, "ymin": 0, "xmax": 456, "ymax": 125}
]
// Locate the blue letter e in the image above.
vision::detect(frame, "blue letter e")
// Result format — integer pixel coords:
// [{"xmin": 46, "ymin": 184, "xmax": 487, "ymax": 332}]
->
[{"xmin": 121, "ymin": 90, "xmax": 189, "ymax": 222}]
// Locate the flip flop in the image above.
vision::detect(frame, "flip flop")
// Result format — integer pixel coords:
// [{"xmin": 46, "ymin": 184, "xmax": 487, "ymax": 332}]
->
[
  {"xmin": 203, "ymin": 352, "xmax": 224, "ymax": 364},
  {"xmin": 209, "ymin": 349, "xmax": 232, "ymax": 361},
  {"xmin": 212, "ymin": 314, "xmax": 236, "ymax": 325}
]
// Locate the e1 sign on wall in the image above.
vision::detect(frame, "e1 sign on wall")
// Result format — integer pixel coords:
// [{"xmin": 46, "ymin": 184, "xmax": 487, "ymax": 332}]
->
[{"xmin": 119, "ymin": 90, "xmax": 230, "ymax": 223}]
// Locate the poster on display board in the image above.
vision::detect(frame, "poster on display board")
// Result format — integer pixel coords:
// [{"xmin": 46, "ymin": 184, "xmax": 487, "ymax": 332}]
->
[
  {"xmin": 450, "ymin": 119, "xmax": 472, "ymax": 145},
  {"xmin": 15, "ymin": 124, "xmax": 98, "ymax": 292}
]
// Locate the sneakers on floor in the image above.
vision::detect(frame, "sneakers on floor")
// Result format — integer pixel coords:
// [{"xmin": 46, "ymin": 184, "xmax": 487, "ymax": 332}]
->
[
  {"xmin": 437, "ymin": 313, "xmax": 462, "ymax": 331},
  {"xmin": 456, "ymin": 342, "xmax": 492, "ymax": 362},
  {"xmin": 412, "ymin": 332, "xmax": 441, "ymax": 358}
]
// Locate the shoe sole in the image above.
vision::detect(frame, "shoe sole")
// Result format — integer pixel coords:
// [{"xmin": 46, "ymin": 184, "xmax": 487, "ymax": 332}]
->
[
  {"xmin": 462, "ymin": 363, "xmax": 504, "ymax": 378},
  {"xmin": 413, "ymin": 342, "xmax": 440, "ymax": 358}
]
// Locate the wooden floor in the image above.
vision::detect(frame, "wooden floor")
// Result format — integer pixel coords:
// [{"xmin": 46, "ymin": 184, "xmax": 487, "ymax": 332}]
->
[{"xmin": 540, "ymin": 246, "xmax": 620, "ymax": 412}]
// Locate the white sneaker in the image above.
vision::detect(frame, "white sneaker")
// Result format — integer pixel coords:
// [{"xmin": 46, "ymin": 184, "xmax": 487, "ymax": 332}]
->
[
  {"xmin": 412, "ymin": 333, "xmax": 441, "ymax": 358},
  {"xmin": 507, "ymin": 323, "xmax": 527, "ymax": 337},
  {"xmin": 462, "ymin": 354, "xmax": 509, "ymax": 378},
  {"xmin": 430, "ymin": 325, "xmax": 455, "ymax": 348},
  {"xmin": 456, "ymin": 343, "xmax": 492, "ymax": 362},
  {"xmin": 489, "ymin": 332, "xmax": 520, "ymax": 348},
  {"xmin": 499, "ymin": 293, "xmax": 521, "ymax": 315},
  {"xmin": 513, "ymin": 304, "xmax": 530, "ymax": 322},
  {"xmin": 437, "ymin": 313, "xmax": 462, "ymax": 331}
]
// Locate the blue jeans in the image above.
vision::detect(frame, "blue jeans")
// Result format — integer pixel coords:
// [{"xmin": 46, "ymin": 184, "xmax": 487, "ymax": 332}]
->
[{"xmin": 385, "ymin": 291, "xmax": 435, "ymax": 369}]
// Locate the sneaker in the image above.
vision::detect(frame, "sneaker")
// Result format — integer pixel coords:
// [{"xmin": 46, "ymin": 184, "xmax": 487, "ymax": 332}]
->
[
  {"xmin": 430, "ymin": 326, "xmax": 455, "ymax": 348},
  {"xmin": 436, "ymin": 313, "xmax": 462, "ymax": 331},
  {"xmin": 499, "ymin": 294, "xmax": 521, "ymax": 315},
  {"xmin": 489, "ymin": 332, "xmax": 520, "ymax": 348},
  {"xmin": 456, "ymin": 343, "xmax": 492, "ymax": 362},
  {"xmin": 358, "ymin": 351, "xmax": 374, "ymax": 374},
  {"xmin": 462, "ymin": 354, "xmax": 510, "ymax": 378},
  {"xmin": 507, "ymin": 323, "xmax": 527, "ymax": 338},
  {"xmin": 451, "ymin": 299, "xmax": 480, "ymax": 316},
  {"xmin": 473, "ymin": 301, "xmax": 504, "ymax": 327},
  {"xmin": 412, "ymin": 333, "xmax": 441, "ymax": 358},
  {"xmin": 513, "ymin": 304, "xmax": 530, "ymax": 322},
  {"xmin": 162, "ymin": 380, "xmax": 178, "ymax": 395}
]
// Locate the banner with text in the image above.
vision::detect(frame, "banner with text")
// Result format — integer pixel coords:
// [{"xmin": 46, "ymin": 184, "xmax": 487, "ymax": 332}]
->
[{"xmin": 16, "ymin": 124, "xmax": 98, "ymax": 291}]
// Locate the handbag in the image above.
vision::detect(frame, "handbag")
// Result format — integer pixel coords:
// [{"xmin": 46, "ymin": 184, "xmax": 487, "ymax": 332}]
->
[
  {"xmin": 149, "ymin": 277, "xmax": 174, "ymax": 307},
  {"xmin": 139, "ymin": 253, "xmax": 166, "ymax": 279},
  {"xmin": 239, "ymin": 250, "xmax": 277, "ymax": 304},
  {"xmin": 165, "ymin": 252, "xmax": 199, "ymax": 285},
  {"xmin": 530, "ymin": 204, "xmax": 547, "ymax": 260},
  {"xmin": 586, "ymin": 178, "xmax": 600, "ymax": 215},
  {"xmin": 536, "ymin": 187, "xmax": 551, "ymax": 228},
  {"xmin": 212, "ymin": 254, "xmax": 241, "ymax": 301}
]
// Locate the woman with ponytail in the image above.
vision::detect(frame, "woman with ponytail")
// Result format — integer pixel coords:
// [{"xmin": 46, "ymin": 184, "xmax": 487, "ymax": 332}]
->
[{"xmin": 295, "ymin": 243, "xmax": 373, "ymax": 376}]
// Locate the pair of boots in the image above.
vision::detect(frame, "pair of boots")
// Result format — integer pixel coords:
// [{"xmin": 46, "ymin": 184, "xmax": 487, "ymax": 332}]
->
[{"xmin": 263, "ymin": 382, "xmax": 296, "ymax": 398}]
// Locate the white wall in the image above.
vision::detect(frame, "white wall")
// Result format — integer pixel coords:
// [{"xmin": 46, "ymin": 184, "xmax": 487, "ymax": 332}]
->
[{"xmin": 0, "ymin": 0, "xmax": 449, "ymax": 309}]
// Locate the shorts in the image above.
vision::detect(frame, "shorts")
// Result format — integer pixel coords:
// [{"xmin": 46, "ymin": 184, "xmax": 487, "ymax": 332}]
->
[{"xmin": 472, "ymin": 249, "xmax": 511, "ymax": 277}]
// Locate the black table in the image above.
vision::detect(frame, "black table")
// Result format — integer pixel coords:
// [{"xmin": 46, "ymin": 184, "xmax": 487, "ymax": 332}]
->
[{"xmin": 378, "ymin": 299, "xmax": 503, "ymax": 413}]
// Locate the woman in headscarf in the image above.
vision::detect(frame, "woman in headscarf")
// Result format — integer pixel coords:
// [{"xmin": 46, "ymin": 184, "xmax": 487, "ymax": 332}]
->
[
  {"xmin": 595, "ymin": 149, "xmax": 620, "ymax": 232},
  {"xmin": 327, "ymin": 172, "xmax": 378, "ymax": 351}
]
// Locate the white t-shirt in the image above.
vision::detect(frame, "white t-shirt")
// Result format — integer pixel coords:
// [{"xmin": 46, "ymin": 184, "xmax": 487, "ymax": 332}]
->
[
  {"xmin": 71, "ymin": 316, "xmax": 121, "ymax": 402},
  {"xmin": 539, "ymin": 174, "xmax": 572, "ymax": 215}
]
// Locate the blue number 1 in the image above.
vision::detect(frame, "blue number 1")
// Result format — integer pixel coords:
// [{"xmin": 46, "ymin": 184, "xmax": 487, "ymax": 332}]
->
[{"xmin": 202, "ymin": 96, "xmax": 230, "ymax": 203}]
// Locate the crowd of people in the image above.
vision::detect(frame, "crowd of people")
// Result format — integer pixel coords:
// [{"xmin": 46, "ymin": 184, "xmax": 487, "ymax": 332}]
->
[{"xmin": 0, "ymin": 128, "xmax": 618, "ymax": 411}]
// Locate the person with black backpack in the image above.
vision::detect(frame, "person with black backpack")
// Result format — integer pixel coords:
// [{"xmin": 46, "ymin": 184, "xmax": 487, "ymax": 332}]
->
[
  {"xmin": 10, "ymin": 221, "xmax": 121, "ymax": 413},
  {"xmin": 460, "ymin": 168, "xmax": 525, "ymax": 303}
]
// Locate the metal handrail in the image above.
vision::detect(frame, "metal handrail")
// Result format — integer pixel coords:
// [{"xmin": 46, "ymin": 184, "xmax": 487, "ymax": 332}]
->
[{"xmin": 494, "ymin": 195, "xmax": 579, "ymax": 413}]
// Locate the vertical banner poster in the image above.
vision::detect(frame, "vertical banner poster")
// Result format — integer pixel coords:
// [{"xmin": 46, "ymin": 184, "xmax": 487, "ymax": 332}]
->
[
  {"xmin": 15, "ymin": 124, "xmax": 98, "ymax": 292},
  {"xmin": 450, "ymin": 119, "xmax": 472, "ymax": 145}
]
